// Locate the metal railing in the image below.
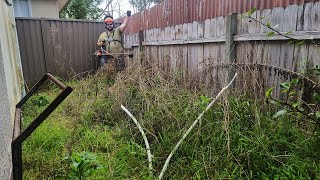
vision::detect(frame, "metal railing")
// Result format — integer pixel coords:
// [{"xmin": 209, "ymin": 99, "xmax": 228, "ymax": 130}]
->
[{"xmin": 11, "ymin": 73, "xmax": 73, "ymax": 180}]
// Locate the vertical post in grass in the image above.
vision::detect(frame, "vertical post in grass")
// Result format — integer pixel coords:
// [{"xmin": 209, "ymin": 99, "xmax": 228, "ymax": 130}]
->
[
  {"xmin": 139, "ymin": 30, "xmax": 144, "ymax": 51},
  {"xmin": 225, "ymin": 13, "xmax": 238, "ymax": 85},
  {"xmin": 138, "ymin": 30, "xmax": 145, "ymax": 65}
]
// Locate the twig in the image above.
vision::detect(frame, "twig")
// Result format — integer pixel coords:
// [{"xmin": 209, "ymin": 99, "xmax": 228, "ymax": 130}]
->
[
  {"xmin": 158, "ymin": 73, "xmax": 238, "ymax": 180},
  {"xmin": 97, "ymin": 0, "xmax": 114, "ymax": 18},
  {"xmin": 121, "ymin": 105, "xmax": 153, "ymax": 176},
  {"xmin": 269, "ymin": 96, "xmax": 319, "ymax": 124},
  {"xmin": 247, "ymin": 16, "xmax": 320, "ymax": 46}
]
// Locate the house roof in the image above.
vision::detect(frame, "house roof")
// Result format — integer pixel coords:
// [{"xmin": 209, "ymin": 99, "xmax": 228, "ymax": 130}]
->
[{"xmin": 57, "ymin": 0, "xmax": 70, "ymax": 12}]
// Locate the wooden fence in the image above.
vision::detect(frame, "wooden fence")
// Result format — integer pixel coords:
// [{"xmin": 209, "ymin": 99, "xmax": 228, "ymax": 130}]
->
[{"xmin": 123, "ymin": 2, "xmax": 320, "ymax": 97}]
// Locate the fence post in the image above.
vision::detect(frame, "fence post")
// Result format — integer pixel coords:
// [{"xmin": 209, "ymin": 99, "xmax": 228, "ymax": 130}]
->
[
  {"xmin": 138, "ymin": 30, "xmax": 144, "ymax": 64},
  {"xmin": 138, "ymin": 30, "xmax": 144, "ymax": 51},
  {"xmin": 225, "ymin": 13, "xmax": 238, "ymax": 83}
]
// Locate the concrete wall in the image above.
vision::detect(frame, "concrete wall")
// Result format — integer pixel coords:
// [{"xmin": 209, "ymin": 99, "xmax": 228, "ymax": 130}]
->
[
  {"xmin": 31, "ymin": 0, "xmax": 59, "ymax": 18},
  {"xmin": 0, "ymin": 1, "xmax": 24, "ymax": 179}
]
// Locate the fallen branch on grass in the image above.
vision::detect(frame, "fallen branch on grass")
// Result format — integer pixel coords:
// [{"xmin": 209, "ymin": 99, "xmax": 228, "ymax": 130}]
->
[
  {"xmin": 159, "ymin": 73, "xmax": 238, "ymax": 180},
  {"xmin": 121, "ymin": 105, "xmax": 153, "ymax": 176}
]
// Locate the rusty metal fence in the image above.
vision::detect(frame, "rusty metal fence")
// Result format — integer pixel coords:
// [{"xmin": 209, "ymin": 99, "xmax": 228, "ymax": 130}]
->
[
  {"xmin": 15, "ymin": 18, "xmax": 107, "ymax": 87},
  {"xmin": 124, "ymin": 0, "xmax": 320, "ymax": 34}
]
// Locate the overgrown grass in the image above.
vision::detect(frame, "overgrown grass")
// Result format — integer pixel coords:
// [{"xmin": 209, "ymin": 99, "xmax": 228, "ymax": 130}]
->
[{"xmin": 22, "ymin": 62, "xmax": 320, "ymax": 179}]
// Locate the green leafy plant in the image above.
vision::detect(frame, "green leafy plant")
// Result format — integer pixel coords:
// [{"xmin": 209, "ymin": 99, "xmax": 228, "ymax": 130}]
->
[
  {"xmin": 63, "ymin": 152, "xmax": 103, "ymax": 180},
  {"xmin": 313, "ymin": 65, "xmax": 320, "ymax": 76},
  {"xmin": 243, "ymin": 8, "xmax": 320, "ymax": 125},
  {"xmin": 196, "ymin": 95, "xmax": 212, "ymax": 110},
  {"xmin": 31, "ymin": 95, "xmax": 49, "ymax": 107},
  {"xmin": 266, "ymin": 78, "xmax": 320, "ymax": 124}
]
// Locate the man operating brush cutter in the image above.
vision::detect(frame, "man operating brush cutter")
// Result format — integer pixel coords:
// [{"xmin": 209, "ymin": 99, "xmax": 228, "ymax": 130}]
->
[{"xmin": 95, "ymin": 10, "xmax": 133, "ymax": 71}]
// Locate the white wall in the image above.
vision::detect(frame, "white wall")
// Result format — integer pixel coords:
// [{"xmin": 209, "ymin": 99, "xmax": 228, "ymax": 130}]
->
[
  {"xmin": 31, "ymin": 0, "xmax": 59, "ymax": 18},
  {"xmin": 0, "ymin": 1, "xmax": 24, "ymax": 179}
]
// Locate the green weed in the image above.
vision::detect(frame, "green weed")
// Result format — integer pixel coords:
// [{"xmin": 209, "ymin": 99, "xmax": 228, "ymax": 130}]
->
[{"xmin": 22, "ymin": 63, "xmax": 320, "ymax": 179}]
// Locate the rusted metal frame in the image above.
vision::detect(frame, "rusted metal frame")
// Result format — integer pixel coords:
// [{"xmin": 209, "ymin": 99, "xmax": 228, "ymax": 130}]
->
[
  {"xmin": 12, "ymin": 73, "xmax": 73, "ymax": 180},
  {"xmin": 13, "ymin": 108, "xmax": 22, "ymax": 139}
]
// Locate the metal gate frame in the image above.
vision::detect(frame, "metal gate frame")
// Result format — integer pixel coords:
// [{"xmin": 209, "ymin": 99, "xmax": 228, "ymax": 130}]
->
[{"xmin": 11, "ymin": 73, "xmax": 73, "ymax": 180}]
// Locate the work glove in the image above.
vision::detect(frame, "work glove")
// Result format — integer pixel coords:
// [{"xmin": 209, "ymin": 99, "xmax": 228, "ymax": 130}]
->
[{"xmin": 127, "ymin": 10, "xmax": 131, "ymax": 17}]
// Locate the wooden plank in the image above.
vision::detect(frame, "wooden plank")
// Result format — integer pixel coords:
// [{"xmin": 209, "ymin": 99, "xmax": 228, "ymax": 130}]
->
[
  {"xmin": 216, "ymin": 16, "xmax": 225, "ymax": 37},
  {"xmin": 279, "ymin": 4, "xmax": 299, "ymax": 88},
  {"xmin": 175, "ymin": 25, "xmax": 182, "ymax": 40},
  {"xmin": 252, "ymin": 41, "xmax": 264, "ymax": 96},
  {"xmin": 308, "ymin": 44, "xmax": 320, "ymax": 83},
  {"xmin": 163, "ymin": 46, "xmax": 170, "ymax": 73},
  {"xmin": 145, "ymin": 30, "xmax": 149, "ymax": 42},
  {"xmin": 169, "ymin": 26, "xmax": 176, "ymax": 73},
  {"xmin": 309, "ymin": 1, "xmax": 320, "ymax": 83},
  {"xmin": 283, "ymin": 4, "xmax": 299, "ymax": 32},
  {"xmin": 182, "ymin": 23, "xmax": 189, "ymax": 78},
  {"xmin": 182, "ymin": 44, "xmax": 188, "ymax": 79},
  {"xmin": 210, "ymin": 18, "xmax": 217, "ymax": 37},
  {"xmin": 269, "ymin": 41, "xmax": 282, "ymax": 98},
  {"xmin": 260, "ymin": 9, "xmax": 272, "ymax": 33},
  {"xmin": 237, "ymin": 14, "xmax": 243, "ymax": 35},
  {"xmin": 303, "ymin": 2, "xmax": 315, "ymax": 31},
  {"xmin": 207, "ymin": 44, "xmax": 219, "ymax": 92},
  {"xmin": 204, "ymin": 19, "xmax": 211, "ymax": 38},
  {"xmin": 247, "ymin": 11, "xmax": 257, "ymax": 35},
  {"xmin": 164, "ymin": 26, "xmax": 171, "ymax": 41},
  {"xmin": 239, "ymin": 13, "xmax": 249, "ymax": 35},
  {"xmin": 244, "ymin": 42, "xmax": 253, "ymax": 92},
  {"xmin": 255, "ymin": 10, "xmax": 261, "ymax": 34},
  {"xmin": 160, "ymin": 28, "xmax": 165, "ymax": 41},
  {"xmin": 170, "ymin": 45, "xmax": 176, "ymax": 72},
  {"xmin": 217, "ymin": 43, "xmax": 226, "ymax": 89},
  {"xmin": 204, "ymin": 19, "xmax": 213, "ymax": 89},
  {"xmin": 193, "ymin": 22, "xmax": 205, "ymax": 72},
  {"xmin": 183, "ymin": 23, "xmax": 188, "ymax": 40},
  {"xmin": 196, "ymin": 21, "xmax": 204, "ymax": 75},
  {"xmin": 271, "ymin": 7, "xmax": 285, "ymax": 32},
  {"xmin": 170, "ymin": 26, "xmax": 175, "ymax": 40},
  {"xmin": 292, "ymin": 3, "xmax": 310, "ymax": 92},
  {"xmin": 188, "ymin": 22, "xmax": 197, "ymax": 77},
  {"xmin": 296, "ymin": 4, "xmax": 304, "ymax": 31},
  {"xmin": 291, "ymin": 43, "xmax": 309, "ymax": 99},
  {"xmin": 234, "ymin": 31, "xmax": 320, "ymax": 41},
  {"xmin": 143, "ymin": 37, "xmax": 226, "ymax": 46},
  {"xmin": 271, "ymin": 8, "xmax": 285, "ymax": 98},
  {"xmin": 197, "ymin": 21, "xmax": 204, "ymax": 38},
  {"xmin": 313, "ymin": 2, "xmax": 320, "ymax": 30},
  {"xmin": 234, "ymin": 42, "xmax": 243, "ymax": 90},
  {"xmin": 154, "ymin": 28, "xmax": 159, "ymax": 41}
]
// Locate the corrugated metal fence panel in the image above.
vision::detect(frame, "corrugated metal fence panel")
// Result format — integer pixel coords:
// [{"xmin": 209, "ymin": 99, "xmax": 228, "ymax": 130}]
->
[
  {"xmin": 41, "ymin": 19, "xmax": 105, "ymax": 80},
  {"xmin": 16, "ymin": 19, "xmax": 47, "ymax": 87},
  {"xmin": 16, "ymin": 18, "xmax": 105, "ymax": 87},
  {"xmin": 124, "ymin": 0, "xmax": 320, "ymax": 34}
]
